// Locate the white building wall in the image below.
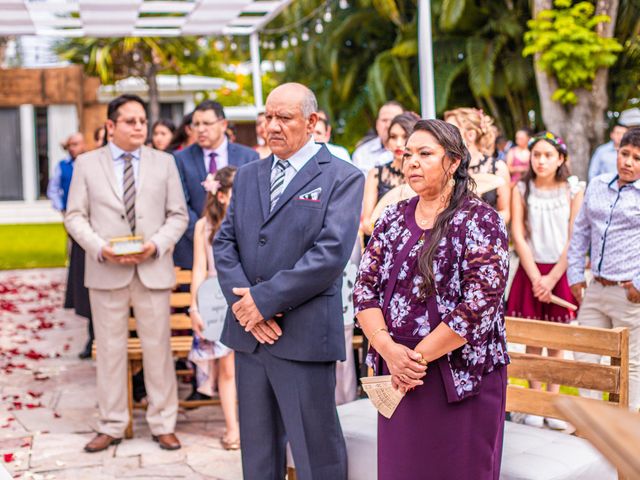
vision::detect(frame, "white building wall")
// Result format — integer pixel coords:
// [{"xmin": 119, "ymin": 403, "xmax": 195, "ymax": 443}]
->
[
  {"xmin": 47, "ymin": 105, "xmax": 79, "ymax": 173},
  {"xmin": 19, "ymin": 104, "xmax": 37, "ymax": 203}
]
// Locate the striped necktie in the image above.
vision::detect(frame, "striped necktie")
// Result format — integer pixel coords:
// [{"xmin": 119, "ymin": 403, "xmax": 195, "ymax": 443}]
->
[
  {"xmin": 270, "ymin": 159, "xmax": 290, "ymax": 211},
  {"xmin": 122, "ymin": 153, "xmax": 136, "ymax": 232}
]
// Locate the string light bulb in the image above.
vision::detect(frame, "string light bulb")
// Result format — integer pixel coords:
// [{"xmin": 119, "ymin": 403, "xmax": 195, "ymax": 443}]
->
[
  {"xmin": 323, "ymin": 8, "xmax": 332, "ymax": 23},
  {"xmin": 315, "ymin": 20, "xmax": 324, "ymax": 34},
  {"xmin": 301, "ymin": 29, "xmax": 309, "ymax": 41},
  {"xmin": 281, "ymin": 37, "xmax": 289, "ymax": 48},
  {"xmin": 290, "ymin": 36, "xmax": 298, "ymax": 47},
  {"xmin": 339, "ymin": 0, "xmax": 349, "ymax": 9}
]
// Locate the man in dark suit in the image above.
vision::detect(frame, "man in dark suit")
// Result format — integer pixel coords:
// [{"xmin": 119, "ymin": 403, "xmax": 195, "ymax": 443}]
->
[
  {"xmin": 214, "ymin": 83, "xmax": 364, "ymax": 480},
  {"xmin": 173, "ymin": 100, "xmax": 258, "ymax": 269}
]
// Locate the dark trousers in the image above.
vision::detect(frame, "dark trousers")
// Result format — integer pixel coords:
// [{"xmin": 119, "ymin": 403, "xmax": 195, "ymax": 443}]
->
[{"xmin": 235, "ymin": 347, "xmax": 347, "ymax": 480}]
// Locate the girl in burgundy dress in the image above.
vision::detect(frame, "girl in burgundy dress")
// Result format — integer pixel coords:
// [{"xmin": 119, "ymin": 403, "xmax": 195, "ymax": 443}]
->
[
  {"xmin": 354, "ymin": 119, "xmax": 509, "ymax": 480},
  {"xmin": 507, "ymin": 131, "xmax": 584, "ymax": 429}
]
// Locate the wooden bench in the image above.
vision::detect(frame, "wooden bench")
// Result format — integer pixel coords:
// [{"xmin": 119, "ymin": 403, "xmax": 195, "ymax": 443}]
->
[
  {"xmin": 287, "ymin": 317, "xmax": 630, "ymax": 480},
  {"xmin": 501, "ymin": 317, "xmax": 629, "ymax": 480},
  {"xmin": 92, "ymin": 269, "xmax": 219, "ymax": 439}
]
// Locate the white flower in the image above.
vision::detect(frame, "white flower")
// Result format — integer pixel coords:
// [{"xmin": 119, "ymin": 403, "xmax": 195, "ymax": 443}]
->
[
  {"xmin": 412, "ymin": 314, "xmax": 430, "ymax": 337},
  {"xmin": 389, "ymin": 293, "xmax": 410, "ymax": 328}
]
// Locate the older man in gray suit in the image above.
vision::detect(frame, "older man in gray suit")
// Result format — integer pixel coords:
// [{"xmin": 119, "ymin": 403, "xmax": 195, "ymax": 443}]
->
[{"xmin": 214, "ymin": 83, "xmax": 364, "ymax": 480}]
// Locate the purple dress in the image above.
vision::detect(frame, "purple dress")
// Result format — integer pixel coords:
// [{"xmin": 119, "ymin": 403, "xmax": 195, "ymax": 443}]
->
[{"xmin": 354, "ymin": 197, "xmax": 507, "ymax": 480}]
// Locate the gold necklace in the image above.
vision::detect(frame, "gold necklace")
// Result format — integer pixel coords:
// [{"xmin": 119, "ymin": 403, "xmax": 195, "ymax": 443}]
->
[{"xmin": 416, "ymin": 204, "xmax": 434, "ymax": 228}]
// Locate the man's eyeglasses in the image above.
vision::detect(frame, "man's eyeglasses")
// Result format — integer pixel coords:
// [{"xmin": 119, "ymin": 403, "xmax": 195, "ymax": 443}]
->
[
  {"xmin": 191, "ymin": 119, "xmax": 225, "ymax": 129},
  {"xmin": 116, "ymin": 118, "xmax": 148, "ymax": 127}
]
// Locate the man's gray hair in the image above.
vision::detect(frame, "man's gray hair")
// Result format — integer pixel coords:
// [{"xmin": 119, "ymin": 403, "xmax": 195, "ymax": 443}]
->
[{"xmin": 301, "ymin": 86, "xmax": 318, "ymax": 119}]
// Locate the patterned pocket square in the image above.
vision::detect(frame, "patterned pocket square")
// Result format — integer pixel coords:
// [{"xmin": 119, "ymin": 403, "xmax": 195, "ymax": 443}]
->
[{"xmin": 298, "ymin": 187, "xmax": 322, "ymax": 201}]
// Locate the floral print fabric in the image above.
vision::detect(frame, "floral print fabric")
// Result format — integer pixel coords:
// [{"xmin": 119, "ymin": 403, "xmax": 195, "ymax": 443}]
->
[{"xmin": 354, "ymin": 196, "xmax": 510, "ymax": 401}]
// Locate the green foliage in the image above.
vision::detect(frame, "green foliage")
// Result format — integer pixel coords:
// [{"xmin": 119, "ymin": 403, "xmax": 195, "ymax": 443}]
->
[
  {"xmin": 55, "ymin": 36, "xmax": 260, "ymax": 108},
  {"xmin": 608, "ymin": 0, "xmax": 640, "ymax": 111},
  {"xmin": 55, "ymin": 36, "xmax": 203, "ymax": 84},
  {"xmin": 266, "ymin": 0, "xmax": 537, "ymax": 147},
  {"xmin": 523, "ymin": 0, "xmax": 623, "ymax": 104}
]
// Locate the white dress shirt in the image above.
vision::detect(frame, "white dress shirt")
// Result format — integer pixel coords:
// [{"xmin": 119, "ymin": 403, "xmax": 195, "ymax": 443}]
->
[
  {"xmin": 203, "ymin": 137, "xmax": 229, "ymax": 172},
  {"xmin": 273, "ymin": 137, "xmax": 322, "ymax": 192},
  {"xmin": 108, "ymin": 142, "xmax": 141, "ymax": 198},
  {"xmin": 326, "ymin": 142, "xmax": 352, "ymax": 163},
  {"xmin": 351, "ymin": 136, "xmax": 392, "ymax": 174}
]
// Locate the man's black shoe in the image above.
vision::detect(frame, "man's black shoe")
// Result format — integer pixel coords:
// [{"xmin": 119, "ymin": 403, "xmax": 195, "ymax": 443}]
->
[{"xmin": 78, "ymin": 341, "xmax": 93, "ymax": 359}]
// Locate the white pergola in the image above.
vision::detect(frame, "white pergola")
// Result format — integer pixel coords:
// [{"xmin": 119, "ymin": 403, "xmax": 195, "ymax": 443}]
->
[
  {"xmin": 0, "ymin": 0, "xmax": 292, "ymax": 37},
  {"xmin": 0, "ymin": 0, "xmax": 435, "ymax": 115},
  {"xmin": 0, "ymin": 0, "xmax": 297, "ymax": 108}
]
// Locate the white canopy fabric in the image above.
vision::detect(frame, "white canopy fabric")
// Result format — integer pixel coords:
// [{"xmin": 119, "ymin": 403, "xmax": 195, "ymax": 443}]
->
[{"xmin": 0, "ymin": 0, "xmax": 293, "ymax": 37}]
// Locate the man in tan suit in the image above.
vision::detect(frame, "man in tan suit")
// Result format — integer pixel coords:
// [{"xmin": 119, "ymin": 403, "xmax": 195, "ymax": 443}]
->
[{"xmin": 65, "ymin": 94, "xmax": 188, "ymax": 452}]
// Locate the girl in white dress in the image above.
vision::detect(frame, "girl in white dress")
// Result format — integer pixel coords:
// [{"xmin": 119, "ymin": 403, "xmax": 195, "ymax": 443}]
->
[{"xmin": 188, "ymin": 166, "xmax": 240, "ymax": 450}]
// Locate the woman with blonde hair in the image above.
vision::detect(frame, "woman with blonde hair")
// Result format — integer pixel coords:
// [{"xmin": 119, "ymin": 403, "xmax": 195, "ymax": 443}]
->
[{"xmin": 445, "ymin": 108, "xmax": 511, "ymax": 223}]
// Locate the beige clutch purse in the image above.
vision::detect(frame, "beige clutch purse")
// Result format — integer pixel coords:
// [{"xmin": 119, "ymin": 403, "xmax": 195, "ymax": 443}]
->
[{"xmin": 360, "ymin": 375, "xmax": 406, "ymax": 419}]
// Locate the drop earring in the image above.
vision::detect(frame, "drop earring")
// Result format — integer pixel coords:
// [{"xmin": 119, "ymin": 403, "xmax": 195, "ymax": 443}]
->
[{"xmin": 449, "ymin": 178, "xmax": 455, "ymax": 188}]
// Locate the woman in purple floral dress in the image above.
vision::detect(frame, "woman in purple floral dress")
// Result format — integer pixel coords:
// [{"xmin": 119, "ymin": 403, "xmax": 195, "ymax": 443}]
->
[{"xmin": 354, "ymin": 119, "xmax": 510, "ymax": 480}]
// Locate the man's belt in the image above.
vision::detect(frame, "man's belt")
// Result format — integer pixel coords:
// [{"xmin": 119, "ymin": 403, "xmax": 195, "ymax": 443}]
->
[{"xmin": 593, "ymin": 276, "xmax": 630, "ymax": 287}]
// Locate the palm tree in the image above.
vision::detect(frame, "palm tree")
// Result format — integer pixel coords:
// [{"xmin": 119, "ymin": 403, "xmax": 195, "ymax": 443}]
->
[
  {"xmin": 608, "ymin": 0, "xmax": 640, "ymax": 111},
  {"xmin": 56, "ymin": 36, "xmax": 202, "ymax": 124},
  {"xmin": 265, "ymin": 0, "xmax": 536, "ymax": 148}
]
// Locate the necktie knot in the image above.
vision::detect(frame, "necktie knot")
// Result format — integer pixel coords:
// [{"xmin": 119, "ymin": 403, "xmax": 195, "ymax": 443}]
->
[
  {"xmin": 270, "ymin": 160, "xmax": 290, "ymax": 211},
  {"xmin": 275, "ymin": 159, "xmax": 289, "ymax": 172},
  {"xmin": 122, "ymin": 153, "xmax": 133, "ymax": 164}
]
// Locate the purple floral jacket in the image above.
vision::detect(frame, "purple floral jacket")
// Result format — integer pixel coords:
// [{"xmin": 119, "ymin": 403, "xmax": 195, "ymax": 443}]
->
[{"xmin": 354, "ymin": 196, "xmax": 510, "ymax": 402}]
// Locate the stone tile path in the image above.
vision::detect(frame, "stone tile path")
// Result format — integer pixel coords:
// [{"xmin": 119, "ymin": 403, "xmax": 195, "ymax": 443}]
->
[{"xmin": 0, "ymin": 269, "xmax": 242, "ymax": 479}]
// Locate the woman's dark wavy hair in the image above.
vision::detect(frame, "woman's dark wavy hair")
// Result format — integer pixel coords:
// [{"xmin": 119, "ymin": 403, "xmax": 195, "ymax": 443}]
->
[
  {"xmin": 414, "ymin": 119, "xmax": 476, "ymax": 295},
  {"xmin": 203, "ymin": 166, "xmax": 237, "ymax": 244},
  {"xmin": 521, "ymin": 131, "xmax": 570, "ymax": 237},
  {"xmin": 167, "ymin": 112, "xmax": 194, "ymax": 152},
  {"xmin": 387, "ymin": 111, "xmax": 421, "ymax": 141}
]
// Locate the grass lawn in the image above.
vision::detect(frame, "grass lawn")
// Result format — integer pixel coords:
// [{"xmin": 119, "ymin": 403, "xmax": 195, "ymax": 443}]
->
[{"xmin": 0, "ymin": 223, "xmax": 67, "ymax": 270}]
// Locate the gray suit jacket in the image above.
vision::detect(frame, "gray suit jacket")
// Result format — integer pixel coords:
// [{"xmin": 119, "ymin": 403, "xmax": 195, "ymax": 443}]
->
[
  {"xmin": 214, "ymin": 144, "xmax": 364, "ymax": 362},
  {"xmin": 64, "ymin": 145, "xmax": 188, "ymax": 290}
]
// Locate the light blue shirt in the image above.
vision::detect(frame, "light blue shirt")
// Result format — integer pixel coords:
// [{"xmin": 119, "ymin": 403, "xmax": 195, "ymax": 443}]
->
[
  {"xmin": 46, "ymin": 157, "xmax": 72, "ymax": 211},
  {"xmin": 108, "ymin": 142, "xmax": 141, "ymax": 198},
  {"xmin": 272, "ymin": 137, "xmax": 322, "ymax": 192},
  {"xmin": 568, "ymin": 173, "xmax": 640, "ymax": 291},
  {"xmin": 588, "ymin": 141, "xmax": 618, "ymax": 181}
]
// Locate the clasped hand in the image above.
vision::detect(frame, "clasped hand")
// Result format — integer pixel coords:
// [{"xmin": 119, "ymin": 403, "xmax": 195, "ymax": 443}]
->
[
  {"xmin": 232, "ymin": 287, "xmax": 283, "ymax": 344},
  {"xmin": 380, "ymin": 342, "xmax": 427, "ymax": 394},
  {"xmin": 532, "ymin": 274, "xmax": 555, "ymax": 303}
]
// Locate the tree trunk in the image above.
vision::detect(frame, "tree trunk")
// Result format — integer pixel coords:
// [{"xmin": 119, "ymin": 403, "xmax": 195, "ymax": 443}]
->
[
  {"xmin": 146, "ymin": 61, "xmax": 160, "ymax": 126},
  {"xmin": 531, "ymin": 0, "xmax": 619, "ymax": 180}
]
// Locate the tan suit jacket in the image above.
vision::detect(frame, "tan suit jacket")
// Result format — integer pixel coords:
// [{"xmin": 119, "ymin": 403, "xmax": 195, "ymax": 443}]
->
[{"xmin": 65, "ymin": 145, "xmax": 188, "ymax": 290}]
